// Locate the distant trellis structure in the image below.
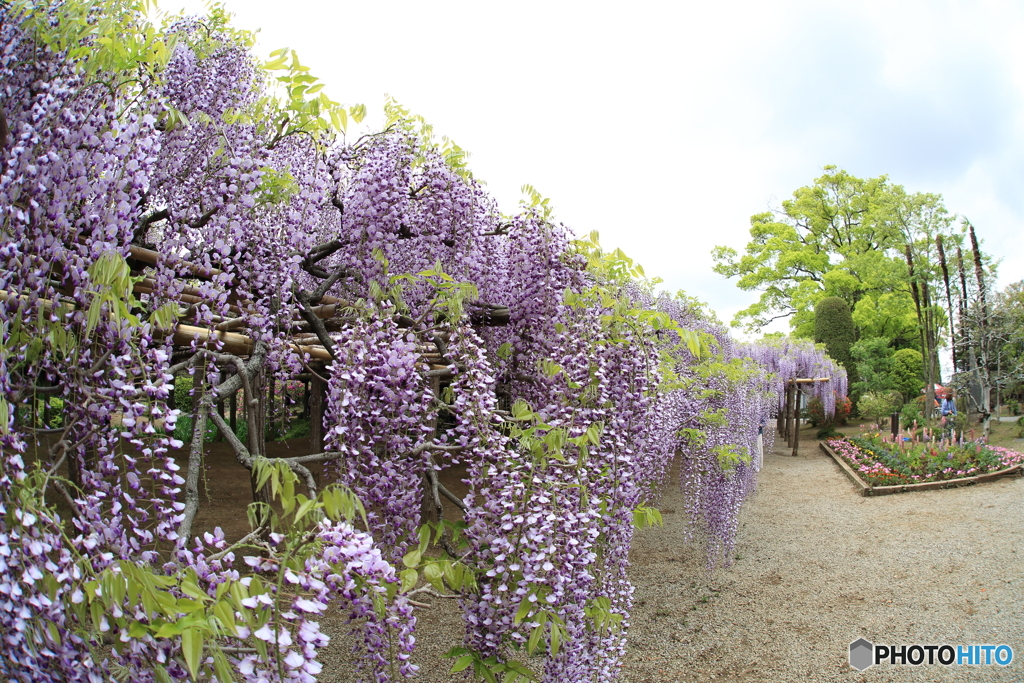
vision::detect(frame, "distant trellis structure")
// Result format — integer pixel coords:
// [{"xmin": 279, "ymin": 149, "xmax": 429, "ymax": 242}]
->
[{"xmin": 778, "ymin": 377, "xmax": 831, "ymax": 457}]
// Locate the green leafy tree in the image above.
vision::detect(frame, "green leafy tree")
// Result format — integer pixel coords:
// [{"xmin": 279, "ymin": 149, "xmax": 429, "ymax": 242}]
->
[
  {"xmin": 712, "ymin": 167, "xmax": 912, "ymax": 335},
  {"xmin": 858, "ymin": 391, "xmax": 902, "ymax": 429},
  {"xmin": 850, "ymin": 337, "xmax": 896, "ymax": 396},
  {"xmin": 713, "ymin": 166, "xmax": 987, "ymax": 422},
  {"xmin": 995, "ymin": 281, "xmax": 1024, "ymax": 403},
  {"xmin": 712, "ymin": 167, "xmax": 958, "ymax": 355},
  {"xmin": 851, "ymin": 291, "xmax": 919, "ymax": 350},
  {"xmin": 814, "ymin": 296, "xmax": 859, "ymax": 391},
  {"xmin": 891, "ymin": 348, "xmax": 924, "ymax": 403}
]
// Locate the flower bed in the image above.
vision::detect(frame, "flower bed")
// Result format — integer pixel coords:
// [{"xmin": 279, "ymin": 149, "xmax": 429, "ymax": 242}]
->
[{"xmin": 822, "ymin": 434, "xmax": 1024, "ymax": 495}]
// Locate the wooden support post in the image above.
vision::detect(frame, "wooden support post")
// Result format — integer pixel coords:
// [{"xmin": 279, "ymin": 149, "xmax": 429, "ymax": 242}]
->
[
  {"xmin": 216, "ymin": 371, "xmax": 225, "ymax": 441},
  {"xmin": 785, "ymin": 384, "xmax": 795, "ymax": 446},
  {"xmin": 791, "ymin": 388, "xmax": 800, "ymax": 457},
  {"xmin": 777, "ymin": 397, "xmax": 785, "ymax": 436},
  {"xmin": 310, "ymin": 376, "xmax": 325, "ymax": 455},
  {"xmin": 429, "ymin": 376, "xmax": 441, "ymax": 437},
  {"xmin": 420, "ymin": 375, "xmax": 444, "ymax": 527},
  {"xmin": 229, "ymin": 373, "xmax": 237, "ymax": 434},
  {"xmin": 303, "ymin": 380, "xmax": 310, "ymax": 419},
  {"xmin": 781, "ymin": 377, "xmax": 831, "ymax": 451},
  {"xmin": 782, "ymin": 385, "xmax": 789, "ymax": 443},
  {"xmin": 267, "ymin": 375, "xmax": 276, "ymax": 441}
]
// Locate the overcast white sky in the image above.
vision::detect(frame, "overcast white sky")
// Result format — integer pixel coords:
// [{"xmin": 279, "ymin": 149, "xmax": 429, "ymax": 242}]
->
[{"xmin": 174, "ymin": 0, "xmax": 1024, "ymax": 336}]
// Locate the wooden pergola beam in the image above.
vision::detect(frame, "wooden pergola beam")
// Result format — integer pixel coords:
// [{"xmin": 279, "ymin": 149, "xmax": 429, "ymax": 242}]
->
[{"xmin": 169, "ymin": 324, "xmax": 334, "ymax": 361}]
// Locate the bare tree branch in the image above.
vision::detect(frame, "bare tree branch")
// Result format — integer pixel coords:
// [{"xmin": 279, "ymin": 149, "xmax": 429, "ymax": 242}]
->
[
  {"xmin": 133, "ymin": 207, "xmax": 169, "ymax": 245},
  {"xmin": 294, "ymin": 286, "xmax": 337, "ymax": 360},
  {"xmin": 189, "ymin": 206, "xmax": 218, "ymax": 230}
]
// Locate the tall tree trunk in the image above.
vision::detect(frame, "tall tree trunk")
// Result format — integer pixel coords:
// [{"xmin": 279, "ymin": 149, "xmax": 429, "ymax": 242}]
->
[
  {"xmin": 936, "ymin": 236, "xmax": 958, "ymax": 373},
  {"xmin": 956, "ymin": 246, "xmax": 970, "ymax": 340},
  {"xmin": 968, "ymin": 223, "xmax": 990, "ymax": 324},
  {"xmin": 967, "ymin": 222, "xmax": 993, "ymax": 439},
  {"xmin": 923, "ymin": 297, "xmax": 936, "ymax": 417},
  {"xmin": 904, "ymin": 245, "xmax": 934, "ymax": 419},
  {"xmin": 956, "ymin": 245, "xmax": 982, "ymax": 417},
  {"xmin": 956, "ymin": 245, "xmax": 973, "ymax": 372},
  {"xmin": 922, "ymin": 281, "xmax": 940, "ymax": 386}
]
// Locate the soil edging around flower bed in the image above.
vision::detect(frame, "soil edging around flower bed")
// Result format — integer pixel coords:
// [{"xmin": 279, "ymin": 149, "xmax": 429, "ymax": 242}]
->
[{"xmin": 819, "ymin": 441, "xmax": 1023, "ymax": 496}]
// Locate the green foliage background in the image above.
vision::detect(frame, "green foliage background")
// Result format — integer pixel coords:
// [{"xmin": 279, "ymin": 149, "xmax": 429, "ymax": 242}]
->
[
  {"xmin": 892, "ymin": 348, "xmax": 924, "ymax": 402},
  {"xmin": 814, "ymin": 296, "xmax": 859, "ymax": 399}
]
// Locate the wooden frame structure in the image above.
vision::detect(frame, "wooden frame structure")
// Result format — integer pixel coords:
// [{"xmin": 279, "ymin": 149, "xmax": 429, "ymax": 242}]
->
[
  {"xmin": 779, "ymin": 377, "xmax": 830, "ymax": 457},
  {"xmin": 7, "ymin": 239, "xmax": 513, "ymax": 544}
]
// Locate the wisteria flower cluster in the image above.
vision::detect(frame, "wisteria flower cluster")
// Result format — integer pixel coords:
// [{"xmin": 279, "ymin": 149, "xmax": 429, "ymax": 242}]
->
[{"xmin": 1, "ymin": 2, "xmax": 853, "ymax": 682}]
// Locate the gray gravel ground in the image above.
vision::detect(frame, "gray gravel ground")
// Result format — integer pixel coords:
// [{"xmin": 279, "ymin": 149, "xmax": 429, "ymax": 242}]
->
[
  {"xmin": 623, "ymin": 437, "xmax": 1024, "ymax": 683},
  {"xmin": 319, "ymin": 435, "xmax": 1024, "ymax": 681}
]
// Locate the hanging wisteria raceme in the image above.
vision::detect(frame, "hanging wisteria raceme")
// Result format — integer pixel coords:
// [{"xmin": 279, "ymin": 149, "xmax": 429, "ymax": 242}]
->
[
  {"xmin": 0, "ymin": 3, "xmax": 182, "ymax": 560},
  {"xmin": 0, "ymin": 6, "xmax": 188, "ymax": 679},
  {"xmin": 144, "ymin": 18, "xmax": 334, "ymax": 385},
  {"xmin": 330, "ymin": 127, "xmax": 501, "ymax": 310},
  {"xmin": 665, "ymin": 334, "xmax": 846, "ymax": 565},
  {"xmin": 169, "ymin": 511, "xmax": 418, "ymax": 683},
  {"xmin": 322, "ymin": 316, "xmax": 435, "ymax": 560},
  {"xmin": 0, "ymin": 4, "xmax": 413, "ymax": 681},
  {"xmin": 439, "ymin": 231, "xmax": 700, "ymax": 681},
  {"xmin": 636, "ymin": 293, "xmax": 845, "ymax": 567},
  {"xmin": 457, "ymin": 295, "xmax": 658, "ymax": 682},
  {"xmin": 0, "ymin": 341, "xmax": 101, "ymax": 682}
]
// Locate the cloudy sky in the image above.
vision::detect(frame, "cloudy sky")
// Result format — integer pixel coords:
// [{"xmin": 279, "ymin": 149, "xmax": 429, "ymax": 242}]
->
[{"xmin": 175, "ymin": 0, "xmax": 1024, "ymax": 336}]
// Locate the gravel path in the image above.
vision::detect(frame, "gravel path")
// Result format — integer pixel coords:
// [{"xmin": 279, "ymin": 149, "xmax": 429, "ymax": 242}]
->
[
  {"xmin": 319, "ymin": 433, "xmax": 1024, "ymax": 681},
  {"xmin": 623, "ymin": 434, "xmax": 1024, "ymax": 683}
]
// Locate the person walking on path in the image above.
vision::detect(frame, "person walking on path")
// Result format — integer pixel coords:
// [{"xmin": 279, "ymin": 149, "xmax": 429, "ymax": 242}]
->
[{"xmin": 940, "ymin": 390, "xmax": 957, "ymax": 441}]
